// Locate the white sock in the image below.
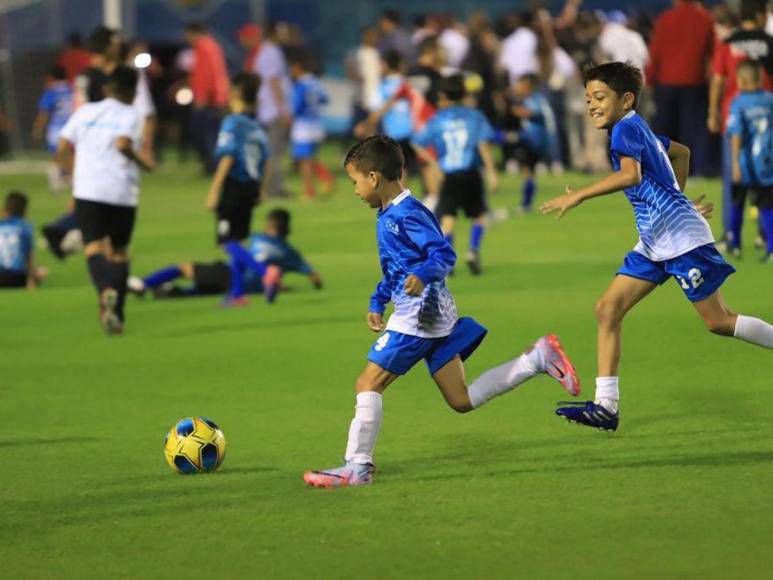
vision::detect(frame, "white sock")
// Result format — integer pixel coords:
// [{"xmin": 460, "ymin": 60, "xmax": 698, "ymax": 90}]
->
[
  {"xmin": 594, "ymin": 376, "xmax": 619, "ymax": 413},
  {"xmin": 734, "ymin": 315, "xmax": 773, "ymax": 349},
  {"xmin": 468, "ymin": 349, "xmax": 542, "ymax": 409},
  {"xmin": 344, "ymin": 391, "xmax": 383, "ymax": 465}
]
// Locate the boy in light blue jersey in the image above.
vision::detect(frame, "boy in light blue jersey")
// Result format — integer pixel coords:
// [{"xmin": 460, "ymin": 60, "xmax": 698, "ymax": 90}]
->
[
  {"xmin": 377, "ymin": 51, "xmax": 419, "ymax": 175},
  {"xmin": 288, "ymin": 52, "xmax": 334, "ymax": 199},
  {"xmin": 205, "ymin": 73, "xmax": 269, "ymax": 245},
  {"xmin": 304, "ymin": 135, "xmax": 580, "ymax": 488},
  {"xmin": 541, "ymin": 62, "xmax": 773, "ymax": 431},
  {"xmin": 726, "ymin": 60, "xmax": 773, "ymax": 261},
  {"xmin": 0, "ymin": 191, "xmax": 44, "ymax": 289},
  {"xmin": 413, "ymin": 74, "xmax": 498, "ymax": 275},
  {"xmin": 32, "ymin": 66, "xmax": 73, "ymax": 193}
]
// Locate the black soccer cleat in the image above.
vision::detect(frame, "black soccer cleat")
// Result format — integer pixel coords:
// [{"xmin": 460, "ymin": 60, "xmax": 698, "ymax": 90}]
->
[{"xmin": 555, "ymin": 401, "xmax": 619, "ymax": 431}]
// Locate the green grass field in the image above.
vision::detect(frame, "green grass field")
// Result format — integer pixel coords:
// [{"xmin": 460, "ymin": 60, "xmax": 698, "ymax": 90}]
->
[{"xmin": 2, "ymin": 148, "xmax": 772, "ymax": 579}]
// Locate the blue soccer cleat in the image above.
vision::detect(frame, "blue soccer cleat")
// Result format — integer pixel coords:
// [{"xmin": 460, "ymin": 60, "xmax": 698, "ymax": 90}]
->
[{"xmin": 555, "ymin": 401, "xmax": 619, "ymax": 431}]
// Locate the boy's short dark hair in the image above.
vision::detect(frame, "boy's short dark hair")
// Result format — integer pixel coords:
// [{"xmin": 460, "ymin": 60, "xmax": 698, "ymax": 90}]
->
[
  {"xmin": 267, "ymin": 208, "xmax": 291, "ymax": 239},
  {"xmin": 582, "ymin": 61, "xmax": 643, "ymax": 107},
  {"xmin": 737, "ymin": 59, "xmax": 763, "ymax": 80},
  {"xmin": 88, "ymin": 26, "xmax": 116, "ymax": 55},
  {"xmin": 50, "ymin": 65, "xmax": 67, "ymax": 81},
  {"xmin": 231, "ymin": 72, "xmax": 261, "ymax": 104},
  {"xmin": 286, "ymin": 47, "xmax": 311, "ymax": 71},
  {"xmin": 344, "ymin": 135, "xmax": 404, "ymax": 181},
  {"xmin": 740, "ymin": 0, "xmax": 766, "ymax": 22},
  {"xmin": 106, "ymin": 65, "xmax": 138, "ymax": 99},
  {"xmin": 438, "ymin": 73, "xmax": 466, "ymax": 102},
  {"xmin": 4, "ymin": 191, "xmax": 28, "ymax": 217},
  {"xmin": 383, "ymin": 50, "xmax": 403, "ymax": 72}
]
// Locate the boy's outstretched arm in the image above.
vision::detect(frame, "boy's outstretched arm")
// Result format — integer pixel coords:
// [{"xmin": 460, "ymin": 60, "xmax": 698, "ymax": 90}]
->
[
  {"xmin": 477, "ymin": 141, "xmax": 498, "ymax": 192},
  {"xmin": 540, "ymin": 156, "xmax": 641, "ymax": 219},
  {"xmin": 667, "ymin": 140, "xmax": 690, "ymax": 192}
]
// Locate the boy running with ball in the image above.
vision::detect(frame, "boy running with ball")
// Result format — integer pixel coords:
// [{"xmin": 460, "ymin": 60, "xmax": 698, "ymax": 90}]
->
[
  {"xmin": 540, "ymin": 62, "xmax": 773, "ymax": 431},
  {"xmin": 304, "ymin": 136, "xmax": 580, "ymax": 488}
]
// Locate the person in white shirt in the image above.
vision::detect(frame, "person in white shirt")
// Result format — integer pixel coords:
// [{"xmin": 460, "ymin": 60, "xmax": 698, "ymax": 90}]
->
[
  {"xmin": 597, "ymin": 11, "xmax": 649, "ymax": 75},
  {"xmin": 499, "ymin": 12, "xmax": 539, "ymax": 84},
  {"xmin": 57, "ymin": 66, "xmax": 154, "ymax": 335}
]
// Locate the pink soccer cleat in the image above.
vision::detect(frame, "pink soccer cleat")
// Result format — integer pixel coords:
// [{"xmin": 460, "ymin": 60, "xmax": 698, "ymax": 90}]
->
[
  {"xmin": 534, "ymin": 334, "xmax": 580, "ymax": 396},
  {"xmin": 303, "ymin": 462, "xmax": 374, "ymax": 488}
]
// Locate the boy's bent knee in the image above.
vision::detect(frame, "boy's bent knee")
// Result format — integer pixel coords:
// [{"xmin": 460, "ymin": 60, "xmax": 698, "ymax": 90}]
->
[
  {"xmin": 447, "ymin": 399, "xmax": 473, "ymax": 413},
  {"xmin": 595, "ymin": 297, "xmax": 624, "ymax": 324}
]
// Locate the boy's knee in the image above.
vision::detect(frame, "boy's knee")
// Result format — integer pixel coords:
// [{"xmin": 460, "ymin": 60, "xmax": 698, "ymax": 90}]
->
[
  {"xmin": 595, "ymin": 297, "xmax": 624, "ymax": 325},
  {"xmin": 355, "ymin": 374, "xmax": 383, "ymax": 394},
  {"xmin": 448, "ymin": 399, "xmax": 473, "ymax": 414}
]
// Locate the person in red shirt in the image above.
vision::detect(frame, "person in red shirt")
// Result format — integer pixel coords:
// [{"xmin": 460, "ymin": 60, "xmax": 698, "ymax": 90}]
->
[
  {"xmin": 647, "ymin": 0, "xmax": 715, "ymax": 176},
  {"xmin": 708, "ymin": 0, "xmax": 773, "ymax": 241},
  {"xmin": 184, "ymin": 22, "xmax": 230, "ymax": 174},
  {"xmin": 57, "ymin": 33, "xmax": 91, "ymax": 84},
  {"xmin": 237, "ymin": 23, "xmax": 262, "ymax": 72}
]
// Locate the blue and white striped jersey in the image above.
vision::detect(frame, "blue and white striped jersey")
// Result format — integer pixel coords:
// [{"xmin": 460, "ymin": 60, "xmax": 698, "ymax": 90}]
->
[
  {"xmin": 609, "ymin": 112, "xmax": 714, "ymax": 261},
  {"xmin": 370, "ymin": 190, "xmax": 457, "ymax": 338}
]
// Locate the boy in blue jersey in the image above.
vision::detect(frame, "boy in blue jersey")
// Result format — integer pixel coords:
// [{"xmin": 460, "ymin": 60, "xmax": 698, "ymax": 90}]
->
[
  {"xmin": 726, "ymin": 60, "xmax": 773, "ymax": 262},
  {"xmin": 128, "ymin": 209, "xmax": 321, "ymax": 301},
  {"xmin": 507, "ymin": 74, "xmax": 555, "ymax": 213},
  {"xmin": 0, "ymin": 192, "xmax": 45, "ymax": 289},
  {"xmin": 32, "ymin": 66, "xmax": 73, "ymax": 193},
  {"xmin": 541, "ymin": 62, "xmax": 773, "ymax": 431},
  {"xmin": 376, "ymin": 51, "xmax": 419, "ymax": 176},
  {"xmin": 205, "ymin": 73, "xmax": 270, "ymax": 245},
  {"xmin": 304, "ymin": 136, "xmax": 580, "ymax": 488},
  {"xmin": 412, "ymin": 74, "xmax": 498, "ymax": 275},
  {"xmin": 288, "ymin": 52, "xmax": 333, "ymax": 199}
]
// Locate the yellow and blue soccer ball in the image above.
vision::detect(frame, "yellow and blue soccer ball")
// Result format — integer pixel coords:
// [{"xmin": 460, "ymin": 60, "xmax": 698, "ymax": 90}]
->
[{"xmin": 164, "ymin": 417, "xmax": 226, "ymax": 474}]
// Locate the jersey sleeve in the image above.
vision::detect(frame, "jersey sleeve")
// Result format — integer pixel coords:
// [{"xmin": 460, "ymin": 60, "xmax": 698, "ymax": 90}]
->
[
  {"xmin": 369, "ymin": 276, "xmax": 391, "ymax": 314},
  {"xmin": 21, "ymin": 221, "xmax": 34, "ymax": 261},
  {"xmin": 280, "ymin": 243, "xmax": 313, "ymax": 274},
  {"xmin": 725, "ymin": 98, "xmax": 743, "ymax": 136},
  {"xmin": 292, "ymin": 82, "xmax": 306, "ymax": 117},
  {"xmin": 655, "ymin": 134, "xmax": 671, "ymax": 150},
  {"xmin": 412, "ymin": 117, "xmax": 437, "ymax": 147},
  {"xmin": 214, "ymin": 117, "xmax": 238, "ymax": 158},
  {"xmin": 610, "ymin": 121, "xmax": 644, "ymax": 162},
  {"xmin": 38, "ymin": 90, "xmax": 54, "ymax": 112},
  {"xmin": 402, "ymin": 210, "xmax": 456, "ymax": 284}
]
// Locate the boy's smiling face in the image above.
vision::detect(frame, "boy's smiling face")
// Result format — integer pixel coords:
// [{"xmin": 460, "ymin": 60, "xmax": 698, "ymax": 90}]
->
[
  {"xmin": 585, "ymin": 80, "xmax": 635, "ymax": 130},
  {"xmin": 346, "ymin": 162, "xmax": 382, "ymax": 208}
]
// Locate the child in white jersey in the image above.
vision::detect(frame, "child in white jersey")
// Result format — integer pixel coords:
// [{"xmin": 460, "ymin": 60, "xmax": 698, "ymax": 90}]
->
[{"xmin": 541, "ymin": 62, "xmax": 773, "ymax": 431}]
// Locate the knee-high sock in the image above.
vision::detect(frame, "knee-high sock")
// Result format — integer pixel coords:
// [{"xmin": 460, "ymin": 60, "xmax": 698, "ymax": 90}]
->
[
  {"xmin": 729, "ymin": 203, "xmax": 744, "ymax": 249},
  {"xmin": 468, "ymin": 349, "xmax": 542, "ymax": 409},
  {"xmin": 108, "ymin": 261, "xmax": 129, "ymax": 321},
  {"xmin": 734, "ymin": 315, "xmax": 773, "ymax": 348},
  {"xmin": 470, "ymin": 223, "xmax": 484, "ymax": 252},
  {"xmin": 86, "ymin": 254, "xmax": 109, "ymax": 293},
  {"xmin": 759, "ymin": 209, "xmax": 773, "ymax": 253},
  {"xmin": 144, "ymin": 265, "xmax": 183, "ymax": 288},
  {"xmin": 522, "ymin": 177, "xmax": 536, "ymax": 209},
  {"xmin": 344, "ymin": 391, "xmax": 383, "ymax": 465},
  {"xmin": 225, "ymin": 242, "xmax": 266, "ymax": 298}
]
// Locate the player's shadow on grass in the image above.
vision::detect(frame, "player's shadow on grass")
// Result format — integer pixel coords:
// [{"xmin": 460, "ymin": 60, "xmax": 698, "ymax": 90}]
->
[{"xmin": 0, "ymin": 436, "xmax": 101, "ymax": 448}]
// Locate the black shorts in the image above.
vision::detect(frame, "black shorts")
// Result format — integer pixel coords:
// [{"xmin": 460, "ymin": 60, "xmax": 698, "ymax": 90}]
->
[
  {"xmin": 512, "ymin": 142, "xmax": 541, "ymax": 172},
  {"xmin": 732, "ymin": 184, "xmax": 773, "ymax": 210},
  {"xmin": 397, "ymin": 139, "xmax": 419, "ymax": 176},
  {"xmin": 192, "ymin": 261, "xmax": 231, "ymax": 294},
  {"xmin": 436, "ymin": 168, "xmax": 487, "ymax": 219},
  {"xmin": 0, "ymin": 271, "xmax": 26, "ymax": 288},
  {"xmin": 75, "ymin": 199, "xmax": 136, "ymax": 248},
  {"xmin": 216, "ymin": 177, "xmax": 259, "ymax": 244}
]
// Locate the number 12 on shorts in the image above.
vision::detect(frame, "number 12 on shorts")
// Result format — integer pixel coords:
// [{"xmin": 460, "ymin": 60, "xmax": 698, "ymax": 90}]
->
[{"xmin": 676, "ymin": 268, "xmax": 704, "ymax": 290}]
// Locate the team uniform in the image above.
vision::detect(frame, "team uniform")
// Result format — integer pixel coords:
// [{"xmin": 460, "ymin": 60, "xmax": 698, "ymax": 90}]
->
[
  {"xmin": 413, "ymin": 106, "xmax": 495, "ymax": 219},
  {"xmin": 725, "ymin": 90, "xmax": 773, "ymax": 255},
  {"xmin": 0, "ymin": 216, "xmax": 33, "ymax": 288},
  {"xmin": 38, "ymin": 82, "xmax": 73, "ymax": 153},
  {"xmin": 290, "ymin": 74, "xmax": 328, "ymax": 160},
  {"xmin": 610, "ymin": 112, "xmax": 735, "ymax": 301},
  {"xmin": 59, "ymin": 97, "xmax": 141, "ymax": 247},
  {"xmin": 380, "ymin": 75, "xmax": 418, "ymax": 174},
  {"xmin": 213, "ymin": 114, "xmax": 269, "ymax": 244},
  {"xmin": 511, "ymin": 92, "xmax": 554, "ymax": 172},
  {"xmin": 365, "ymin": 190, "xmax": 487, "ymax": 374}
]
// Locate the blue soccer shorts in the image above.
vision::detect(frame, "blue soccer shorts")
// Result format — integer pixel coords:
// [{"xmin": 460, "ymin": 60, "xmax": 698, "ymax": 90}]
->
[
  {"xmin": 617, "ymin": 244, "xmax": 736, "ymax": 302},
  {"xmin": 366, "ymin": 317, "xmax": 488, "ymax": 376},
  {"xmin": 291, "ymin": 141, "xmax": 318, "ymax": 160}
]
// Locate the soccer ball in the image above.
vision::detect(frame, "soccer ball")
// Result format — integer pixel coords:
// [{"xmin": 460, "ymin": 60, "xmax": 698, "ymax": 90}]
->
[{"xmin": 164, "ymin": 417, "xmax": 226, "ymax": 474}]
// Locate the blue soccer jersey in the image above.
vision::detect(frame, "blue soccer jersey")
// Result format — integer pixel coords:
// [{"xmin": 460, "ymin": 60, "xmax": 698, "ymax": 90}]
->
[
  {"xmin": 413, "ymin": 106, "xmax": 495, "ymax": 173},
  {"xmin": 215, "ymin": 113, "xmax": 270, "ymax": 183},
  {"xmin": 726, "ymin": 90, "xmax": 773, "ymax": 187},
  {"xmin": 242, "ymin": 233, "xmax": 312, "ymax": 291},
  {"xmin": 38, "ymin": 82, "xmax": 73, "ymax": 152},
  {"xmin": 518, "ymin": 92, "xmax": 555, "ymax": 157},
  {"xmin": 291, "ymin": 74, "xmax": 328, "ymax": 145},
  {"xmin": 0, "ymin": 217, "xmax": 33, "ymax": 273},
  {"xmin": 370, "ymin": 190, "xmax": 457, "ymax": 338},
  {"xmin": 609, "ymin": 112, "xmax": 715, "ymax": 261},
  {"xmin": 380, "ymin": 75, "xmax": 413, "ymax": 141}
]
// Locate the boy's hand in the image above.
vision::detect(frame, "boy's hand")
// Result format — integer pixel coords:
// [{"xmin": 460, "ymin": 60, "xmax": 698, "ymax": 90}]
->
[
  {"xmin": 540, "ymin": 186, "xmax": 581, "ymax": 219},
  {"xmin": 403, "ymin": 274, "xmax": 425, "ymax": 296},
  {"xmin": 367, "ymin": 312, "xmax": 385, "ymax": 332},
  {"xmin": 691, "ymin": 194, "xmax": 714, "ymax": 220}
]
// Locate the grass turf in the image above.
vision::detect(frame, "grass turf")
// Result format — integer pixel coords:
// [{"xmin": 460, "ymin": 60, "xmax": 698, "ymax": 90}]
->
[{"xmin": 1, "ymin": 149, "xmax": 772, "ymax": 579}]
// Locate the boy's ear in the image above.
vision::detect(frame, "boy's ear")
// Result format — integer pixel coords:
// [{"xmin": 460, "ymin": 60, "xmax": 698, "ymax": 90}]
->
[
  {"xmin": 622, "ymin": 92, "xmax": 636, "ymax": 110},
  {"xmin": 368, "ymin": 170, "xmax": 379, "ymax": 188}
]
